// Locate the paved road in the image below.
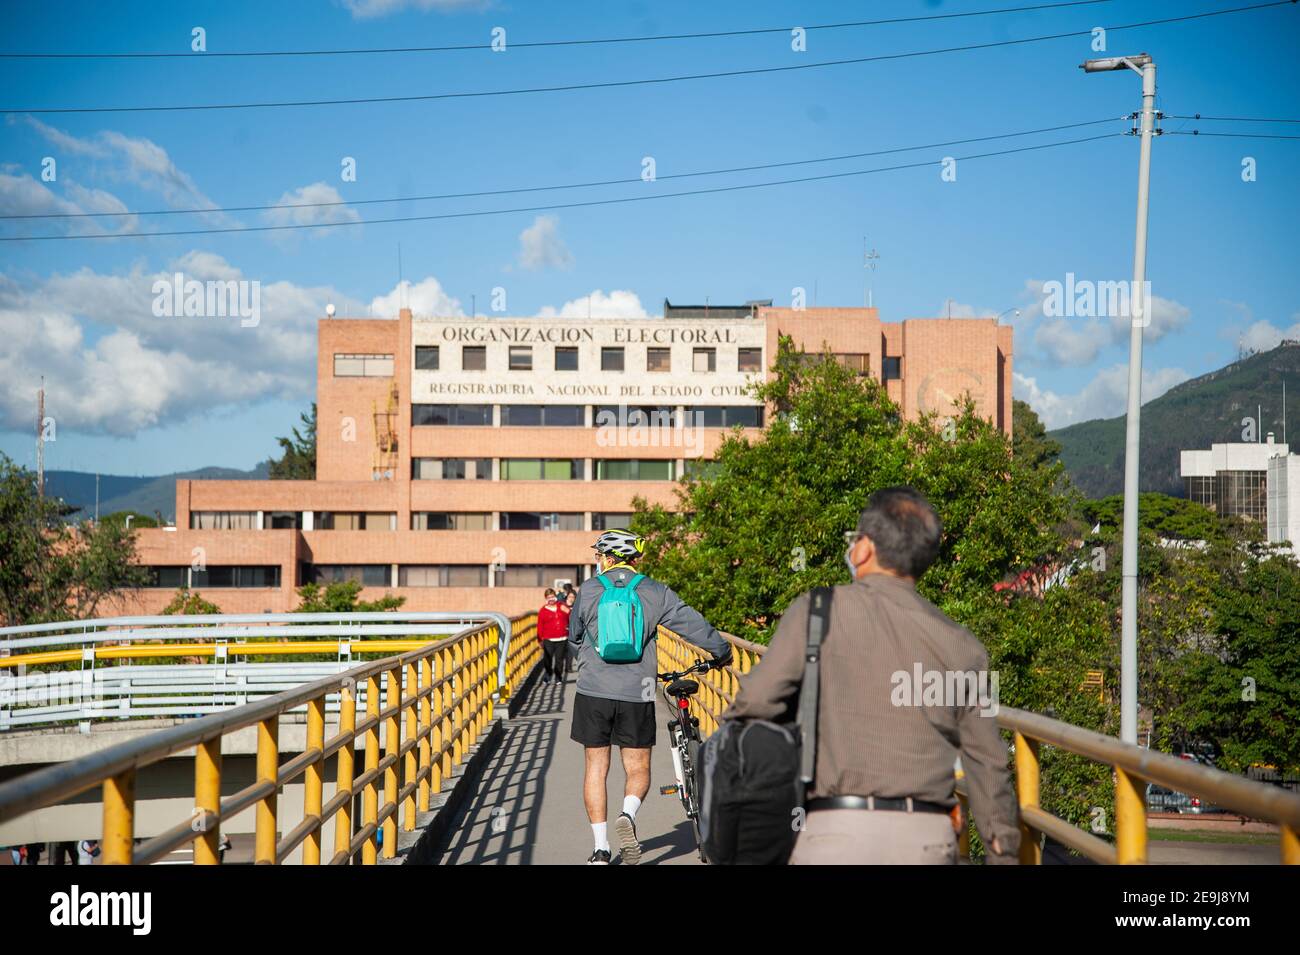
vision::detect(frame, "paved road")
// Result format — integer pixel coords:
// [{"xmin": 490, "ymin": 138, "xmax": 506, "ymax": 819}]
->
[{"xmin": 433, "ymin": 673, "xmax": 703, "ymax": 865}]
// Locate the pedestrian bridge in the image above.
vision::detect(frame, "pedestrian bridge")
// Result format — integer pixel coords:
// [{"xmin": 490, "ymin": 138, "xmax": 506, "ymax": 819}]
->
[{"xmin": 1, "ymin": 612, "xmax": 1297, "ymax": 865}]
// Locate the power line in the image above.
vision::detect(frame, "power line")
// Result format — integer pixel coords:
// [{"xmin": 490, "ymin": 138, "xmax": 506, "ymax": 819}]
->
[
  {"xmin": 2, "ymin": 117, "xmax": 1124, "ymax": 221},
  {"xmin": 1165, "ymin": 114, "xmax": 1300, "ymax": 123},
  {"xmin": 4, "ymin": 1, "xmax": 1293, "ymax": 115},
  {"xmin": 1168, "ymin": 130, "xmax": 1300, "ymax": 139},
  {"xmin": 0, "ymin": 133, "xmax": 1121, "ymax": 242},
  {"xmin": 0, "ymin": 1, "xmax": 1114, "ymax": 59}
]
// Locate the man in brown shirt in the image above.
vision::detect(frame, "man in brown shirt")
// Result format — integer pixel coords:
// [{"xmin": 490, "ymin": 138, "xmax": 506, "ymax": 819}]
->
[{"xmin": 724, "ymin": 486, "xmax": 1021, "ymax": 864}]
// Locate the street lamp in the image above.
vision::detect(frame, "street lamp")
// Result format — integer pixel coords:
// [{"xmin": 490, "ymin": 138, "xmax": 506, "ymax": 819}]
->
[
  {"xmin": 996, "ymin": 308, "xmax": 1021, "ymax": 321},
  {"xmin": 1081, "ymin": 52, "xmax": 1157, "ymax": 747}
]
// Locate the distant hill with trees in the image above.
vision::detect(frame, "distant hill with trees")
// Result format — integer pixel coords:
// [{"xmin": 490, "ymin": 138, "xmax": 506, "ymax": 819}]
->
[{"xmin": 1048, "ymin": 342, "xmax": 1300, "ymax": 498}]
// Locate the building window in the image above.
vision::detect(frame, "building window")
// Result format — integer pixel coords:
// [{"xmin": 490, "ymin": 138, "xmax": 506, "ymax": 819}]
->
[
  {"xmin": 595, "ymin": 459, "xmax": 676, "ymax": 481},
  {"xmin": 693, "ymin": 348, "xmax": 716, "ymax": 373},
  {"xmin": 593, "ymin": 405, "xmax": 678, "ymax": 428},
  {"xmin": 413, "ymin": 457, "xmax": 491, "ymax": 480},
  {"xmin": 266, "ymin": 511, "xmax": 301, "ymax": 529},
  {"xmin": 315, "ymin": 512, "xmax": 395, "ymax": 531},
  {"xmin": 509, "ymin": 345, "xmax": 533, "ymax": 371},
  {"xmin": 302, "ymin": 564, "xmax": 391, "ymax": 587},
  {"xmin": 412, "ymin": 512, "xmax": 491, "ymax": 530},
  {"xmin": 398, "ymin": 565, "xmax": 490, "ymax": 587},
  {"xmin": 334, "ymin": 353, "xmax": 394, "ymax": 377},
  {"xmin": 1185, "ymin": 475, "xmax": 1216, "ymax": 509},
  {"xmin": 1215, "ymin": 470, "xmax": 1267, "ymax": 521},
  {"xmin": 882, "ymin": 356, "xmax": 902, "ymax": 381},
  {"xmin": 191, "ymin": 565, "xmax": 282, "ymax": 589},
  {"xmin": 738, "ymin": 348, "xmax": 763, "ymax": 373},
  {"xmin": 500, "ymin": 459, "xmax": 583, "ymax": 480},
  {"xmin": 144, "ymin": 566, "xmax": 188, "ymax": 588},
  {"xmin": 685, "ymin": 406, "xmax": 764, "ymax": 428},
  {"xmin": 190, "ymin": 511, "xmax": 257, "ymax": 530},
  {"xmin": 835, "ymin": 353, "xmax": 870, "ymax": 376},
  {"xmin": 494, "ymin": 565, "xmax": 583, "ymax": 588},
  {"xmin": 555, "ymin": 346, "xmax": 579, "ymax": 371},
  {"xmin": 462, "ymin": 346, "xmax": 487, "ymax": 371},
  {"xmin": 411, "ymin": 404, "xmax": 492, "ymax": 426},
  {"xmin": 601, "ymin": 347, "xmax": 624, "ymax": 372},
  {"xmin": 500, "ymin": 405, "xmax": 585, "ymax": 427},
  {"xmin": 591, "ymin": 512, "xmax": 633, "ymax": 531},
  {"xmin": 414, "ymin": 346, "xmax": 440, "ymax": 371},
  {"xmin": 647, "ymin": 347, "xmax": 672, "ymax": 372},
  {"xmin": 500, "ymin": 512, "xmax": 584, "ymax": 531}
]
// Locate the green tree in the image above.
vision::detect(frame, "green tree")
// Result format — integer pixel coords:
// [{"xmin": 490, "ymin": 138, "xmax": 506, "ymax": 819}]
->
[
  {"xmin": 293, "ymin": 579, "xmax": 404, "ymax": 613},
  {"xmin": 0, "ymin": 454, "xmax": 150, "ymax": 626},
  {"xmin": 160, "ymin": 588, "xmax": 222, "ymax": 615},
  {"xmin": 632, "ymin": 338, "xmax": 1071, "ymax": 643},
  {"xmin": 101, "ymin": 510, "xmax": 160, "ymax": 529},
  {"xmin": 1171, "ymin": 552, "xmax": 1300, "ymax": 772},
  {"xmin": 269, "ymin": 404, "xmax": 317, "ymax": 480},
  {"xmin": 1012, "ymin": 398, "xmax": 1062, "ymax": 471}
]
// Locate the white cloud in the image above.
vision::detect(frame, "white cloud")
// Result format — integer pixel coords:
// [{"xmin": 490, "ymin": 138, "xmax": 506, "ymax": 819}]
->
[
  {"xmin": 517, "ymin": 215, "xmax": 574, "ymax": 271},
  {"xmin": 342, "ymin": 0, "xmax": 491, "ymax": 17},
  {"xmin": 0, "ymin": 171, "xmax": 136, "ymax": 236},
  {"xmin": 23, "ymin": 118, "xmax": 229, "ymax": 225},
  {"xmin": 0, "ymin": 255, "xmax": 369, "ymax": 435},
  {"xmin": 535, "ymin": 289, "xmax": 648, "ymax": 319},
  {"xmin": 368, "ymin": 277, "xmax": 465, "ymax": 318},
  {"xmin": 1239, "ymin": 315, "xmax": 1300, "ymax": 354},
  {"xmin": 1015, "ymin": 364, "xmax": 1190, "ymax": 430},
  {"xmin": 263, "ymin": 182, "xmax": 361, "ymax": 231}
]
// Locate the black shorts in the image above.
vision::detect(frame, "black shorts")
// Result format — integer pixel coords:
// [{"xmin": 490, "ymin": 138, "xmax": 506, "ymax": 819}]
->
[{"xmin": 570, "ymin": 692, "xmax": 656, "ymax": 748}]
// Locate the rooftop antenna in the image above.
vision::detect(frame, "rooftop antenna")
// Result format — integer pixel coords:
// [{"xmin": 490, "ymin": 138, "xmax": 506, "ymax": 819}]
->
[
  {"xmin": 36, "ymin": 376, "xmax": 45, "ymax": 501},
  {"xmin": 398, "ymin": 243, "xmax": 405, "ymax": 310},
  {"xmin": 471, "ymin": 294, "xmax": 476, "ymax": 318},
  {"xmin": 864, "ymin": 239, "xmax": 879, "ymax": 308}
]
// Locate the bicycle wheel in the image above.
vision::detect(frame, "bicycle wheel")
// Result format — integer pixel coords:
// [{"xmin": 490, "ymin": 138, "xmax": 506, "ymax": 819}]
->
[{"xmin": 684, "ymin": 736, "xmax": 706, "ymax": 861}]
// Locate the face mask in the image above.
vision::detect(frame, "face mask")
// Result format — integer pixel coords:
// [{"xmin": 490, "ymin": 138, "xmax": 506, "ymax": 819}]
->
[{"xmin": 844, "ymin": 545, "xmax": 858, "ymax": 580}]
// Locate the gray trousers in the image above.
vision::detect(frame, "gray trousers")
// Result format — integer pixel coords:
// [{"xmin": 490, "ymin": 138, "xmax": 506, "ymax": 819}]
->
[{"xmin": 789, "ymin": 808, "xmax": 958, "ymax": 865}]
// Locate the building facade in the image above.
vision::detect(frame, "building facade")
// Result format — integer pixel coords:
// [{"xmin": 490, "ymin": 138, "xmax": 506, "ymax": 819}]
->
[
  {"xmin": 1181, "ymin": 436, "xmax": 1300, "ymax": 554},
  {"xmin": 120, "ymin": 303, "xmax": 1014, "ymax": 615}
]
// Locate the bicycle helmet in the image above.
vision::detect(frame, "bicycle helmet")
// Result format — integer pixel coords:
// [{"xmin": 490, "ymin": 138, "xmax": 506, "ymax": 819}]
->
[{"xmin": 592, "ymin": 528, "xmax": 645, "ymax": 560}]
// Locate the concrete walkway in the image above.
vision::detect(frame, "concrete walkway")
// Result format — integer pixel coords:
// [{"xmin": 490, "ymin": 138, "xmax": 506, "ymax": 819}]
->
[{"xmin": 432, "ymin": 672, "xmax": 703, "ymax": 865}]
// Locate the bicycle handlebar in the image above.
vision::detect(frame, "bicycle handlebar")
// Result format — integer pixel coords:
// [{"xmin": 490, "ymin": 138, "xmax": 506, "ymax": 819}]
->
[{"xmin": 656, "ymin": 657, "xmax": 718, "ymax": 682}]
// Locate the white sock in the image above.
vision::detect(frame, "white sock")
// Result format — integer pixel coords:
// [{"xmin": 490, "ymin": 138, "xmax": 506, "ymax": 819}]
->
[
  {"xmin": 592, "ymin": 822, "xmax": 609, "ymax": 852},
  {"xmin": 622, "ymin": 795, "xmax": 642, "ymax": 819}
]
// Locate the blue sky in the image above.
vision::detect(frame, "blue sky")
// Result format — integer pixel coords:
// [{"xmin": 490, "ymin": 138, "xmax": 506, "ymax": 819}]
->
[{"xmin": 2, "ymin": 0, "xmax": 1298, "ymax": 476}]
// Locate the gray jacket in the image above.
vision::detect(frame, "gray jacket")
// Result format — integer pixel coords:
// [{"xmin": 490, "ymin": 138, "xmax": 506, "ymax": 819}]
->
[{"xmin": 567, "ymin": 565, "xmax": 731, "ymax": 704}]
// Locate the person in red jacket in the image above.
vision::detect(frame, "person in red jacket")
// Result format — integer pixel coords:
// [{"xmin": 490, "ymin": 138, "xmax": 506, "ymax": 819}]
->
[{"xmin": 537, "ymin": 588, "xmax": 571, "ymax": 685}]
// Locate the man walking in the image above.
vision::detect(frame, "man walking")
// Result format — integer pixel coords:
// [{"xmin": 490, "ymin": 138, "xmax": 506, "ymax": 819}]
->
[
  {"xmin": 724, "ymin": 487, "xmax": 1021, "ymax": 864},
  {"xmin": 537, "ymin": 588, "xmax": 570, "ymax": 685},
  {"xmin": 568, "ymin": 528, "xmax": 731, "ymax": 865}
]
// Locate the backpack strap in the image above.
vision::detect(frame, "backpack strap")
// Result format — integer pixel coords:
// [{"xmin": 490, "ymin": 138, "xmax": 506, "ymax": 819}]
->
[
  {"xmin": 596, "ymin": 574, "xmax": 613, "ymax": 591},
  {"xmin": 797, "ymin": 587, "xmax": 832, "ymax": 791},
  {"xmin": 626, "ymin": 573, "xmax": 645, "ymax": 591}
]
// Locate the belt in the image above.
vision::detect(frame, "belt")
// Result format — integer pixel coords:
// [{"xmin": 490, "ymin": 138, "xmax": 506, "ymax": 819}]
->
[{"xmin": 805, "ymin": 795, "xmax": 951, "ymax": 815}]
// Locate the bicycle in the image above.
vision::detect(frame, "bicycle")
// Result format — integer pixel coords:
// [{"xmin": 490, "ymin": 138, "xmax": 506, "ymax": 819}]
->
[{"xmin": 656, "ymin": 657, "xmax": 717, "ymax": 861}]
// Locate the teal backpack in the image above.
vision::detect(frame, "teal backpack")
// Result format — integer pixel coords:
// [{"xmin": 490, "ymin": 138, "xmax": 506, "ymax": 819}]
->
[{"xmin": 594, "ymin": 572, "xmax": 647, "ymax": 662}]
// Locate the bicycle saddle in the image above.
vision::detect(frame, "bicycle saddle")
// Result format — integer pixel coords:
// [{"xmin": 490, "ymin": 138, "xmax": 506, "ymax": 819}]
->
[{"xmin": 667, "ymin": 678, "xmax": 699, "ymax": 697}]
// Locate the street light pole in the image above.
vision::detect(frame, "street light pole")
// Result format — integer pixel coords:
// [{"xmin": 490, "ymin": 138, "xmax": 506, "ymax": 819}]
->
[{"xmin": 1081, "ymin": 53, "xmax": 1157, "ymax": 745}]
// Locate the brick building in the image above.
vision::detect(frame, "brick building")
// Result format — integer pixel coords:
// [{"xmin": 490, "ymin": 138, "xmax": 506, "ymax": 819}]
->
[{"xmin": 119, "ymin": 302, "xmax": 1013, "ymax": 615}]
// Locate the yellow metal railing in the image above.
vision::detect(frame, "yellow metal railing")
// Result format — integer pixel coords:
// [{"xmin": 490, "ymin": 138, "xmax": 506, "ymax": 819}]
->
[
  {"xmin": 0, "ymin": 613, "xmax": 539, "ymax": 865},
  {"xmin": 657, "ymin": 628, "xmax": 1300, "ymax": 865},
  {"xmin": 0, "ymin": 640, "xmax": 441, "ymax": 668}
]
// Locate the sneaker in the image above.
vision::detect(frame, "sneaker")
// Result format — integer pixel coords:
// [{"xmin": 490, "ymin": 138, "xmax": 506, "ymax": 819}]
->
[
  {"xmin": 541, "ymin": 675, "xmax": 550, "ymax": 685},
  {"xmin": 613, "ymin": 812, "xmax": 642, "ymax": 865},
  {"xmin": 586, "ymin": 849, "xmax": 611, "ymax": 865}
]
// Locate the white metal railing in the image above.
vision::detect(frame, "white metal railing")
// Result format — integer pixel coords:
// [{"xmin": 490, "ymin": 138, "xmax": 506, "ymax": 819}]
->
[{"xmin": 0, "ymin": 612, "xmax": 515, "ymax": 732}]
